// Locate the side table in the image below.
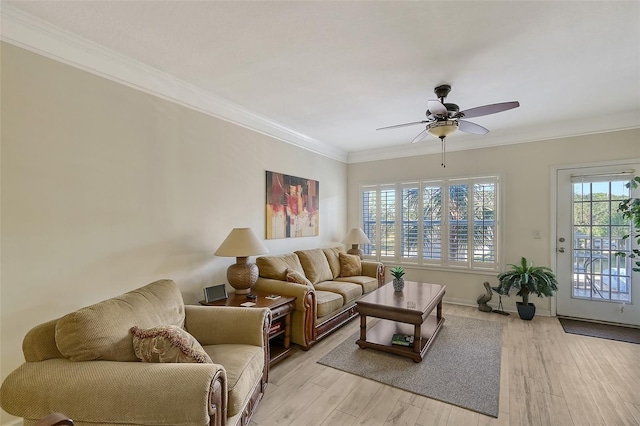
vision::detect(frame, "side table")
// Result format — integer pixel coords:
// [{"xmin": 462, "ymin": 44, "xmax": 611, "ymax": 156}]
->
[{"xmin": 200, "ymin": 291, "xmax": 296, "ymax": 368}]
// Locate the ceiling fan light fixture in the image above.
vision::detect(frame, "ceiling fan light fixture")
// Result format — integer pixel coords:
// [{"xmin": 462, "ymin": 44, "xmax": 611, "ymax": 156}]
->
[{"xmin": 427, "ymin": 120, "xmax": 458, "ymax": 138}]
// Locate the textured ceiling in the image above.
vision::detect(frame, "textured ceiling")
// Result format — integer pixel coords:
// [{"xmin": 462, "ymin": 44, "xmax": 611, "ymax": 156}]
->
[{"xmin": 4, "ymin": 1, "xmax": 640, "ymax": 162}]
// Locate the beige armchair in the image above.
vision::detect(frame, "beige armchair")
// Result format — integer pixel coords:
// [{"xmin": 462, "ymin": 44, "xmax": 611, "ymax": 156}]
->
[{"xmin": 1, "ymin": 280, "xmax": 270, "ymax": 426}]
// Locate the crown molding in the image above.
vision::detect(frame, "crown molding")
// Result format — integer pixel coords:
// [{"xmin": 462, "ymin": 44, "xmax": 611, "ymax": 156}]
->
[
  {"xmin": 0, "ymin": 4, "xmax": 348, "ymax": 163},
  {"xmin": 348, "ymin": 123, "xmax": 640, "ymax": 163}
]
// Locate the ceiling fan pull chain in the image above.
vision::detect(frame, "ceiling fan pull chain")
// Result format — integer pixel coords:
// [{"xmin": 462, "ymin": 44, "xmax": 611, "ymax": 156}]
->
[{"xmin": 441, "ymin": 136, "xmax": 446, "ymax": 168}]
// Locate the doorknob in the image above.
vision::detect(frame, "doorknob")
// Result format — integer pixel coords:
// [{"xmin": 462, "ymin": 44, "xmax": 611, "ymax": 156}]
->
[{"xmin": 558, "ymin": 247, "xmax": 565, "ymax": 253}]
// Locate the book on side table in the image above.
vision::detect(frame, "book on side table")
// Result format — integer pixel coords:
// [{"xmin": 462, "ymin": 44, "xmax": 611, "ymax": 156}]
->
[{"xmin": 391, "ymin": 333, "xmax": 414, "ymax": 346}]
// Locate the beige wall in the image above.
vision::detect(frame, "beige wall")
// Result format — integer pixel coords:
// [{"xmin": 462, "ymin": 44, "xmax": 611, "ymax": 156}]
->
[
  {"xmin": 348, "ymin": 129, "xmax": 640, "ymax": 311},
  {"xmin": 2, "ymin": 39, "xmax": 640, "ymax": 425},
  {"xmin": 1, "ymin": 43, "xmax": 347, "ymax": 423}
]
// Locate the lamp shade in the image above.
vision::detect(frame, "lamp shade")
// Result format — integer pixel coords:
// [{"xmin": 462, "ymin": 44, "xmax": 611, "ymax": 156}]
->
[
  {"xmin": 342, "ymin": 228, "xmax": 371, "ymax": 259},
  {"xmin": 215, "ymin": 228, "xmax": 268, "ymax": 294},
  {"xmin": 342, "ymin": 228, "xmax": 371, "ymax": 245},
  {"xmin": 214, "ymin": 228, "xmax": 268, "ymax": 257}
]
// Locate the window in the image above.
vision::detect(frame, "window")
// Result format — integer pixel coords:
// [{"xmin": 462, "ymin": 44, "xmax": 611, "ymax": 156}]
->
[{"xmin": 361, "ymin": 176, "xmax": 500, "ymax": 271}]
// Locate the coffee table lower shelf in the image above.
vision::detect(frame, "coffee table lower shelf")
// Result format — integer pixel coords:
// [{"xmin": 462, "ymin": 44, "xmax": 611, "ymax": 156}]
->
[{"xmin": 356, "ymin": 315, "xmax": 445, "ymax": 362}]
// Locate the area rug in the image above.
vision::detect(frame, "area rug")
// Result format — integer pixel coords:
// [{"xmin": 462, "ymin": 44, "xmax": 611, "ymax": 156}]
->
[
  {"xmin": 558, "ymin": 317, "xmax": 640, "ymax": 344},
  {"xmin": 317, "ymin": 315, "xmax": 502, "ymax": 417}
]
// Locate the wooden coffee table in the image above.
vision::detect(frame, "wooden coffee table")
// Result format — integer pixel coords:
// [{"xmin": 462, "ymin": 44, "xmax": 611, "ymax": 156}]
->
[{"xmin": 356, "ymin": 281, "xmax": 446, "ymax": 362}]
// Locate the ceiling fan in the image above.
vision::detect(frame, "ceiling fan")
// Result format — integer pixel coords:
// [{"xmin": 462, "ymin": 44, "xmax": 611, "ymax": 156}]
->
[{"xmin": 376, "ymin": 84, "xmax": 520, "ymax": 167}]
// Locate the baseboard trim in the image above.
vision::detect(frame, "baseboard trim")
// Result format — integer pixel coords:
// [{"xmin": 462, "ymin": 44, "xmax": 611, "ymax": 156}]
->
[{"xmin": 444, "ymin": 297, "xmax": 552, "ymax": 317}]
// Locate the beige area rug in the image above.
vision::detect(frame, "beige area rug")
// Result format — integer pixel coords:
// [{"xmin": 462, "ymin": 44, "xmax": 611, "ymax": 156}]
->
[{"xmin": 317, "ymin": 315, "xmax": 502, "ymax": 417}]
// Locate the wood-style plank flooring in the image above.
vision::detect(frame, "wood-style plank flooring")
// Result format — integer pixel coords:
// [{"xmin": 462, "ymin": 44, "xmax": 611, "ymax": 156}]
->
[{"xmin": 251, "ymin": 304, "xmax": 640, "ymax": 426}]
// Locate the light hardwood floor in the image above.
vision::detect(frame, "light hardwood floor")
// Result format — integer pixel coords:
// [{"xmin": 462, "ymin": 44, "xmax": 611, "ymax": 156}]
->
[{"xmin": 251, "ymin": 304, "xmax": 640, "ymax": 426}]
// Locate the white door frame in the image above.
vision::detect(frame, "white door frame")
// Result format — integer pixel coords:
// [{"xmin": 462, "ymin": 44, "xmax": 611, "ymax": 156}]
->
[{"xmin": 550, "ymin": 158, "xmax": 640, "ymax": 318}]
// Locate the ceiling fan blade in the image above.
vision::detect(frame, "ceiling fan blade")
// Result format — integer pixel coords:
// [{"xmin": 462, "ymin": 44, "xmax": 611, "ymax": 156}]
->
[
  {"xmin": 458, "ymin": 120, "xmax": 489, "ymax": 135},
  {"xmin": 427, "ymin": 100, "xmax": 448, "ymax": 116},
  {"xmin": 410, "ymin": 129, "xmax": 428, "ymax": 144},
  {"xmin": 376, "ymin": 120, "xmax": 427, "ymax": 131},
  {"xmin": 458, "ymin": 101, "xmax": 520, "ymax": 119}
]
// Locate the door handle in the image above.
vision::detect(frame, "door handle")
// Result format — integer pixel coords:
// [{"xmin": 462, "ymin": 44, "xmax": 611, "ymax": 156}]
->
[{"xmin": 558, "ymin": 247, "xmax": 565, "ymax": 253}]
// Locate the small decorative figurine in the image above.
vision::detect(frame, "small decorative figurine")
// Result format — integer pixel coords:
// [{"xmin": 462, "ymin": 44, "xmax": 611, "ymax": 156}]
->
[{"xmin": 477, "ymin": 281, "xmax": 493, "ymax": 312}]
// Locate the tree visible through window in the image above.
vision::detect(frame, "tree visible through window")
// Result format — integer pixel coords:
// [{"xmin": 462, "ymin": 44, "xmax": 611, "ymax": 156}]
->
[{"xmin": 361, "ymin": 176, "xmax": 499, "ymax": 270}]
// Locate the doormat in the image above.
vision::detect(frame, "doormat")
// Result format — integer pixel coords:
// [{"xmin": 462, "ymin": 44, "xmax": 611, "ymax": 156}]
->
[
  {"xmin": 558, "ymin": 317, "xmax": 640, "ymax": 344},
  {"xmin": 317, "ymin": 315, "xmax": 502, "ymax": 418}
]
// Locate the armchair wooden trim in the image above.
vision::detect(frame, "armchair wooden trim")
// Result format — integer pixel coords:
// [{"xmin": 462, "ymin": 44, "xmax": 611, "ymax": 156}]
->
[{"xmin": 35, "ymin": 413, "xmax": 73, "ymax": 426}]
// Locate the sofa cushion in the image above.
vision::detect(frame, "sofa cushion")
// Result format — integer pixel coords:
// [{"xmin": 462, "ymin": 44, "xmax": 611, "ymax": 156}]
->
[
  {"xmin": 335, "ymin": 275, "xmax": 379, "ymax": 293},
  {"xmin": 203, "ymin": 344, "xmax": 265, "ymax": 418},
  {"xmin": 130, "ymin": 325, "xmax": 212, "ymax": 364},
  {"xmin": 257, "ymin": 253, "xmax": 305, "ymax": 280},
  {"xmin": 55, "ymin": 280, "xmax": 185, "ymax": 362},
  {"xmin": 315, "ymin": 290, "xmax": 344, "ymax": 318},
  {"xmin": 295, "ymin": 249, "xmax": 333, "ymax": 284},
  {"xmin": 314, "ymin": 281, "xmax": 363, "ymax": 305},
  {"xmin": 322, "ymin": 246, "xmax": 345, "ymax": 279},
  {"xmin": 339, "ymin": 252, "xmax": 362, "ymax": 277},
  {"xmin": 285, "ymin": 268, "xmax": 313, "ymax": 287}
]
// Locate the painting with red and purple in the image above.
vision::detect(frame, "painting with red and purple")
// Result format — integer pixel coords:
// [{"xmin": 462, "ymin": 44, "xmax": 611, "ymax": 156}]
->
[{"xmin": 266, "ymin": 171, "xmax": 319, "ymax": 239}]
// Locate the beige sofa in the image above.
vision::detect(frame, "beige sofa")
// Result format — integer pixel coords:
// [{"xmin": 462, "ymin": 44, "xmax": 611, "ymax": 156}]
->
[
  {"xmin": 0, "ymin": 280, "xmax": 270, "ymax": 426},
  {"xmin": 253, "ymin": 246, "xmax": 385, "ymax": 349}
]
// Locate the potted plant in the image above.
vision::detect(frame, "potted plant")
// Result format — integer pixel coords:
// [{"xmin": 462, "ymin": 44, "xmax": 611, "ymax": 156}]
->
[
  {"xmin": 497, "ymin": 257, "xmax": 558, "ymax": 320},
  {"xmin": 390, "ymin": 266, "xmax": 405, "ymax": 291},
  {"xmin": 615, "ymin": 176, "xmax": 640, "ymax": 273}
]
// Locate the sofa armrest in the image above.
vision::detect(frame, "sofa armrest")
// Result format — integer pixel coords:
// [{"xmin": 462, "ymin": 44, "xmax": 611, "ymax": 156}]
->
[
  {"xmin": 252, "ymin": 278, "xmax": 314, "ymax": 312},
  {"xmin": 252, "ymin": 278, "xmax": 316, "ymax": 348},
  {"xmin": 22, "ymin": 318, "xmax": 63, "ymax": 361},
  {"xmin": 1, "ymin": 359, "xmax": 226, "ymax": 426},
  {"xmin": 185, "ymin": 305, "xmax": 269, "ymax": 347},
  {"xmin": 362, "ymin": 261, "xmax": 385, "ymax": 287}
]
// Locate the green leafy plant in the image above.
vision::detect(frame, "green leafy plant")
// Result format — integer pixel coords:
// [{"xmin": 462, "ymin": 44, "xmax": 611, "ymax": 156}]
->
[
  {"xmin": 496, "ymin": 257, "xmax": 558, "ymax": 306},
  {"xmin": 615, "ymin": 177, "xmax": 640, "ymax": 272},
  {"xmin": 390, "ymin": 266, "xmax": 405, "ymax": 280}
]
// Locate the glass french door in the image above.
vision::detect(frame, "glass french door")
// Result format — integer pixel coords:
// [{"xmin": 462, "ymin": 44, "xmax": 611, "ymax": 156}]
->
[{"xmin": 556, "ymin": 164, "xmax": 639, "ymax": 326}]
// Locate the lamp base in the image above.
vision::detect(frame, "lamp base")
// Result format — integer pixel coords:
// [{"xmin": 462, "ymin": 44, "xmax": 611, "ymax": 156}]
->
[
  {"xmin": 227, "ymin": 257, "xmax": 258, "ymax": 295},
  {"xmin": 347, "ymin": 244, "xmax": 364, "ymax": 259}
]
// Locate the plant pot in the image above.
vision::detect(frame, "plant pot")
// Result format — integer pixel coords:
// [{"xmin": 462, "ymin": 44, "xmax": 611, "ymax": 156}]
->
[
  {"xmin": 516, "ymin": 301, "xmax": 536, "ymax": 320},
  {"xmin": 392, "ymin": 278, "xmax": 405, "ymax": 291}
]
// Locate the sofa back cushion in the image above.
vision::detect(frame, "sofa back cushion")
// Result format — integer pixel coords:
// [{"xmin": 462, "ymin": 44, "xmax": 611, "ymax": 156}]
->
[
  {"xmin": 322, "ymin": 246, "xmax": 345, "ymax": 279},
  {"xmin": 257, "ymin": 253, "xmax": 305, "ymax": 280},
  {"xmin": 295, "ymin": 249, "xmax": 333, "ymax": 284},
  {"xmin": 55, "ymin": 279, "xmax": 185, "ymax": 362}
]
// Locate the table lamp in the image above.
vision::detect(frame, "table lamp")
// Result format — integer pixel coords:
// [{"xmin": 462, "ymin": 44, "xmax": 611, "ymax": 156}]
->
[
  {"xmin": 215, "ymin": 227, "xmax": 269, "ymax": 294},
  {"xmin": 342, "ymin": 228, "xmax": 371, "ymax": 259}
]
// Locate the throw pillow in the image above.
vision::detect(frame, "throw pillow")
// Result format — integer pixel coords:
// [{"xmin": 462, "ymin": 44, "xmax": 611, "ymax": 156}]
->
[
  {"xmin": 339, "ymin": 252, "xmax": 362, "ymax": 277},
  {"xmin": 130, "ymin": 325, "xmax": 212, "ymax": 364},
  {"xmin": 285, "ymin": 268, "xmax": 314, "ymax": 288}
]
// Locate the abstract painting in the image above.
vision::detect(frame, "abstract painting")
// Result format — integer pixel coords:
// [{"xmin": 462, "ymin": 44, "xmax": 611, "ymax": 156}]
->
[{"xmin": 266, "ymin": 171, "xmax": 319, "ymax": 239}]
